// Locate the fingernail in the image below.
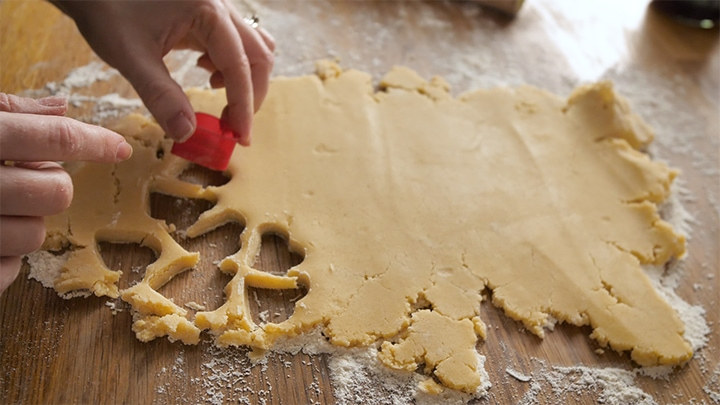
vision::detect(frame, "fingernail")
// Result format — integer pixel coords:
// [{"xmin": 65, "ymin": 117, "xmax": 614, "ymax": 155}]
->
[
  {"xmin": 167, "ymin": 111, "xmax": 195, "ymax": 142},
  {"xmin": 116, "ymin": 142, "xmax": 133, "ymax": 161},
  {"xmin": 37, "ymin": 96, "xmax": 67, "ymax": 107}
]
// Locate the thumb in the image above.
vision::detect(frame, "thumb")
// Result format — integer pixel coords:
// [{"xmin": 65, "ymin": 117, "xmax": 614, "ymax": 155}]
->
[
  {"xmin": 0, "ymin": 93, "xmax": 68, "ymax": 116},
  {"xmin": 122, "ymin": 58, "xmax": 196, "ymax": 142}
]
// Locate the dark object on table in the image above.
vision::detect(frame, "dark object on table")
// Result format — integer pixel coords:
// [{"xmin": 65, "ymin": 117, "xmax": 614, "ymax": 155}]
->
[
  {"xmin": 652, "ymin": 0, "xmax": 720, "ymax": 29},
  {"xmin": 473, "ymin": 0, "xmax": 525, "ymax": 17}
]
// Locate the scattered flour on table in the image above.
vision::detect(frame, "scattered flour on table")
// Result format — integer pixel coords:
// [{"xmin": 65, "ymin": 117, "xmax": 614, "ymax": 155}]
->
[
  {"xmin": 48, "ymin": 61, "xmax": 117, "ymax": 90},
  {"xmin": 75, "ymin": 93, "xmax": 143, "ymax": 123},
  {"xmin": 154, "ymin": 341, "xmax": 324, "ymax": 405},
  {"xmin": 644, "ymin": 184, "xmax": 711, "ymax": 355},
  {"xmin": 705, "ymin": 362, "xmax": 720, "ymax": 403},
  {"xmin": 24, "ymin": 61, "xmax": 144, "ymax": 122},
  {"xmin": 270, "ymin": 328, "xmax": 491, "ymax": 405},
  {"xmin": 104, "ymin": 300, "xmax": 124, "ymax": 315},
  {"xmin": 519, "ymin": 362, "xmax": 657, "ymax": 405}
]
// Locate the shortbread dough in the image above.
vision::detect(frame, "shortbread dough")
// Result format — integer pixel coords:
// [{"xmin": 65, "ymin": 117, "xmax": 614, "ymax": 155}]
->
[{"xmin": 41, "ymin": 62, "xmax": 691, "ymax": 393}]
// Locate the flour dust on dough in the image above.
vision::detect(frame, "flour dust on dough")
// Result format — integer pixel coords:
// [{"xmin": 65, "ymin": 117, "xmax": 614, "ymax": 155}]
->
[{"xmin": 40, "ymin": 62, "xmax": 691, "ymax": 395}]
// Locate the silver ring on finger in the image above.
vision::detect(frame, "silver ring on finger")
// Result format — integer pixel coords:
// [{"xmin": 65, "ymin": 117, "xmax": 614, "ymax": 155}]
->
[{"xmin": 243, "ymin": 15, "xmax": 259, "ymax": 29}]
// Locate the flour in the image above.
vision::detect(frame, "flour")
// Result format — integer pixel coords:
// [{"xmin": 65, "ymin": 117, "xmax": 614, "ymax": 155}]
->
[
  {"xmin": 518, "ymin": 362, "xmax": 657, "ymax": 405},
  {"xmin": 271, "ymin": 326, "xmax": 335, "ymax": 356},
  {"xmin": 104, "ymin": 300, "xmax": 124, "ymax": 315},
  {"xmin": 24, "ymin": 60, "xmax": 145, "ymax": 123},
  {"xmin": 26, "ymin": 250, "xmax": 68, "ymax": 289},
  {"xmin": 62, "ymin": 61, "xmax": 117, "ymax": 88},
  {"xmin": 84, "ymin": 93, "xmax": 144, "ymax": 123},
  {"xmin": 705, "ymin": 362, "xmax": 720, "ymax": 403},
  {"xmin": 200, "ymin": 345, "xmax": 280, "ymax": 405}
]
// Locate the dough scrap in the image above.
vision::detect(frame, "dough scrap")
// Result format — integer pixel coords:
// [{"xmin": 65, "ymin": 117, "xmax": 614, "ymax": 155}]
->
[{"xmin": 40, "ymin": 62, "xmax": 692, "ymax": 393}]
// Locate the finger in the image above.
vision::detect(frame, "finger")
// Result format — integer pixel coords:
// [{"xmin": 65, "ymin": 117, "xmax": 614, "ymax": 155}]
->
[
  {"xmin": 0, "ymin": 112, "xmax": 132, "ymax": 162},
  {"xmin": 0, "ymin": 164, "xmax": 73, "ymax": 216},
  {"xmin": 0, "ymin": 256, "xmax": 22, "ymax": 296},
  {"xmin": 236, "ymin": 23, "xmax": 274, "ymax": 111},
  {"xmin": 256, "ymin": 27, "xmax": 276, "ymax": 53},
  {"xmin": 118, "ymin": 50, "xmax": 197, "ymax": 142},
  {"xmin": 193, "ymin": 5, "xmax": 255, "ymax": 146},
  {"xmin": 0, "ymin": 216, "xmax": 45, "ymax": 257},
  {"xmin": 0, "ymin": 93, "xmax": 68, "ymax": 116},
  {"xmin": 13, "ymin": 161, "xmax": 64, "ymax": 171},
  {"xmin": 221, "ymin": 0, "xmax": 275, "ymax": 54},
  {"xmin": 195, "ymin": 30, "xmax": 273, "ymax": 87},
  {"xmin": 230, "ymin": 12, "xmax": 274, "ymax": 112}
]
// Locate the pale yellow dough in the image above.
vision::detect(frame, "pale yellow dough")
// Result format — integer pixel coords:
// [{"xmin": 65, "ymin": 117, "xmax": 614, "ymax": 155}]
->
[{"xmin": 41, "ymin": 62, "xmax": 691, "ymax": 393}]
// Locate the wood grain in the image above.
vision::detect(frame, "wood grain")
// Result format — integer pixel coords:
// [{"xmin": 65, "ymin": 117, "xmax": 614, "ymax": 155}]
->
[{"xmin": 1, "ymin": 0, "xmax": 718, "ymax": 404}]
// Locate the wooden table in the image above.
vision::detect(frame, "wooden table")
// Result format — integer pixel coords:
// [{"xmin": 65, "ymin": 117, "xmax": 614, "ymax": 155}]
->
[{"xmin": 1, "ymin": 1, "xmax": 718, "ymax": 403}]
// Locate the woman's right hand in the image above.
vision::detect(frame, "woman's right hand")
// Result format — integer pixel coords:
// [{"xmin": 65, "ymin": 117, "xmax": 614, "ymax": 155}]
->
[{"xmin": 53, "ymin": 0, "xmax": 275, "ymax": 146}]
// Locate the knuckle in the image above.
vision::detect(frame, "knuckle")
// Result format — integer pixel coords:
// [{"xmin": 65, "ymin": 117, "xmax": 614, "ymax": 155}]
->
[
  {"xmin": 135, "ymin": 79, "xmax": 178, "ymax": 115},
  {"xmin": 265, "ymin": 37, "xmax": 276, "ymax": 53},
  {"xmin": 236, "ymin": 53, "xmax": 251, "ymax": 71},
  {"xmin": 194, "ymin": 1, "xmax": 224, "ymax": 40},
  {"xmin": 254, "ymin": 48, "xmax": 275, "ymax": 71},
  {"xmin": 0, "ymin": 93, "xmax": 9, "ymax": 112},
  {"xmin": 48, "ymin": 119, "xmax": 79, "ymax": 158}
]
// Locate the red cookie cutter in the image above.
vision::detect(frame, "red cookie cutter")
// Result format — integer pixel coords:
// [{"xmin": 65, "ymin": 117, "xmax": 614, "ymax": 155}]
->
[{"xmin": 170, "ymin": 112, "xmax": 236, "ymax": 171}]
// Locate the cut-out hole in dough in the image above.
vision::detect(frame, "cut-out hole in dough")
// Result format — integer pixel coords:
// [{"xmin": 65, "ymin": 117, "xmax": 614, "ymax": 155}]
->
[
  {"xmin": 253, "ymin": 233, "xmax": 304, "ymax": 275},
  {"xmin": 150, "ymin": 193, "xmax": 215, "ymax": 232},
  {"xmin": 247, "ymin": 230, "xmax": 307, "ymax": 324},
  {"xmin": 247, "ymin": 286, "xmax": 308, "ymax": 325},
  {"xmin": 158, "ymin": 222, "xmax": 244, "ymax": 312},
  {"xmin": 97, "ymin": 241, "xmax": 156, "ymax": 290},
  {"xmin": 178, "ymin": 163, "xmax": 230, "ymax": 187}
]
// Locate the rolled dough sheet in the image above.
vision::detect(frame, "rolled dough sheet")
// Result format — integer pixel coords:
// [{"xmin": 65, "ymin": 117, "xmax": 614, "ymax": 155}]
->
[{"xmin": 40, "ymin": 62, "xmax": 691, "ymax": 394}]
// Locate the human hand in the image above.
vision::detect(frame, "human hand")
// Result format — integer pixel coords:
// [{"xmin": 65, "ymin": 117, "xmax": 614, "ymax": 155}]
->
[
  {"xmin": 0, "ymin": 94, "xmax": 133, "ymax": 296},
  {"xmin": 52, "ymin": 0, "xmax": 275, "ymax": 146}
]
